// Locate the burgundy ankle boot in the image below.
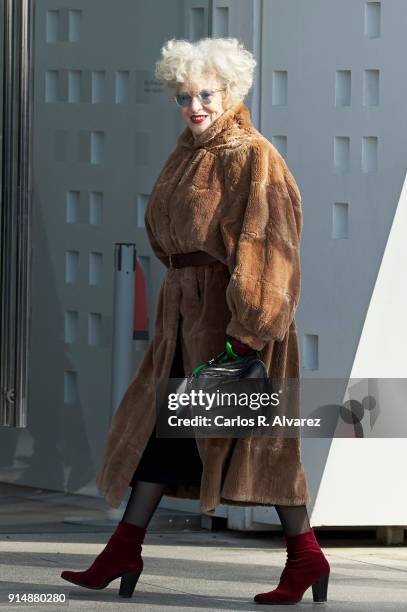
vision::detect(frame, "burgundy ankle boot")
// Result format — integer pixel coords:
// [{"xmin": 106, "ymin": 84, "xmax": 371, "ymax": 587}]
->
[
  {"xmin": 254, "ymin": 527, "xmax": 330, "ymax": 605},
  {"xmin": 61, "ymin": 520, "xmax": 146, "ymax": 598}
]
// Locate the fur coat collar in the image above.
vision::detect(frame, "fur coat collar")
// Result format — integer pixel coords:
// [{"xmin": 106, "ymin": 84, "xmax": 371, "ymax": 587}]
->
[{"xmin": 176, "ymin": 100, "xmax": 256, "ymax": 151}]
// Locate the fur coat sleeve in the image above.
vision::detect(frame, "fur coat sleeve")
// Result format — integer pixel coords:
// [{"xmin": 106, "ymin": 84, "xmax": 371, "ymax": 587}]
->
[{"xmin": 220, "ymin": 142, "xmax": 303, "ymax": 351}]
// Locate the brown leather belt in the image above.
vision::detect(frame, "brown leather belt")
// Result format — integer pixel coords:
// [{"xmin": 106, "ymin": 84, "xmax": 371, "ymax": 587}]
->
[{"xmin": 165, "ymin": 250, "xmax": 219, "ymax": 268}]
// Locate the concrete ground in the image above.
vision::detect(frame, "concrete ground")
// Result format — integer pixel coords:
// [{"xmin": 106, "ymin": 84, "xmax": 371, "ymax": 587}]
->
[{"xmin": 0, "ymin": 483, "xmax": 406, "ymax": 611}]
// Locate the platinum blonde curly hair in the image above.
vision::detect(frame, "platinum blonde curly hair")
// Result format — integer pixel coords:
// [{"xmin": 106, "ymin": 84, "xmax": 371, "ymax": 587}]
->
[{"xmin": 155, "ymin": 37, "xmax": 256, "ymax": 105}]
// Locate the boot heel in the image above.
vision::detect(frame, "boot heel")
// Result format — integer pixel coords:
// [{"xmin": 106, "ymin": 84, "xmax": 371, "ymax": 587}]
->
[
  {"xmin": 312, "ymin": 573, "xmax": 329, "ymax": 602},
  {"xmin": 119, "ymin": 571, "xmax": 141, "ymax": 598}
]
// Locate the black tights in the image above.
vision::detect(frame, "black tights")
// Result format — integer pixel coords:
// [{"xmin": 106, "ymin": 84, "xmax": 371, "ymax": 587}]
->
[
  {"xmin": 274, "ymin": 504, "xmax": 311, "ymax": 537},
  {"xmin": 122, "ymin": 480, "xmax": 310, "ymax": 536},
  {"xmin": 122, "ymin": 480, "xmax": 166, "ymax": 528}
]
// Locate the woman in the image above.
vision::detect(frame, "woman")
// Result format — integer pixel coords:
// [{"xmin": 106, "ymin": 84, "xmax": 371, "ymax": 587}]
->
[{"xmin": 61, "ymin": 37, "xmax": 330, "ymax": 605}]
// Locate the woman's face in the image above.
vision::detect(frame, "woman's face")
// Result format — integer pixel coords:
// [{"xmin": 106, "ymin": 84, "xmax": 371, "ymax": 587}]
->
[{"xmin": 176, "ymin": 73, "xmax": 231, "ymax": 138}]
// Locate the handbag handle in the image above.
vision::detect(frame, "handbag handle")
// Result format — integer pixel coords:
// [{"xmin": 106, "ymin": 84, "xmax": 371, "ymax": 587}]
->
[
  {"xmin": 191, "ymin": 349, "xmax": 231, "ymax": 378},
  {"xmin": 191, "ymin": 345, "xmax": 259, "ymax": 378}
]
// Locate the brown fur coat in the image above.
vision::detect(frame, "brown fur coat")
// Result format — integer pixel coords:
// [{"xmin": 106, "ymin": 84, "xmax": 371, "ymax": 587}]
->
[{"xmin": 96, "ymin": 101, "xmax": 310, "ymax": 515}]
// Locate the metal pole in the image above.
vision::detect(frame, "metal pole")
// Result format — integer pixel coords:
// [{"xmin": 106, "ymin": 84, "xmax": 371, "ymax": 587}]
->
[
  {"xmin": 0, "ymin": 0, "xmax": 33, "ymax": 428},
  {"xmin": 110, "ymin": 243, "xmax": 137, "ymax": 417}
]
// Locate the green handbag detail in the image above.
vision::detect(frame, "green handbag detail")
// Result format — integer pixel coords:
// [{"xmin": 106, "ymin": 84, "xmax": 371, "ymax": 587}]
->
[{"xmin": 191, "ymin": 339, "xmax": 240, "ymax": 377}]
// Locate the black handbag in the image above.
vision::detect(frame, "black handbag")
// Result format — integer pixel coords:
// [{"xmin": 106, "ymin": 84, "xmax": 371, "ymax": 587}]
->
[
  {"xmin": 189, "ymin": 348, "xmax": 267, "ymax": 382},
  {"xmin": 176, "ymin": 348, "xmax": 268, "ymax": 423}
]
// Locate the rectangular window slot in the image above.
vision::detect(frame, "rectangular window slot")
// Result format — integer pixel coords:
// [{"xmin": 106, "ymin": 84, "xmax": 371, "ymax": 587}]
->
[
  {"xmin": 92, "ymin": 71, "xmax": 105, "ymax": 103},
  {"xmin": 272, "ymin": 71, "xmax": 288, "ymax": 106},
  {"xmin": 46, "ymin": 10, "xmax": 59, "ymax": 43},
  {"xmin": 335, "ymin": 70, "xmax": 351, "ymax": 106},
  {"xmin": 271, "ymin": 136, "xmax": 287, "ymax": 159},
  {"xmin": 190, "ymin": 7, "xmax": 207, "ymax": 40},
  {"xmin": 64, "ymin": 371, "xmax": 79, "ymax": 404},
  {"xmin": 364, "ymin": 2, "xmax": 381, "ymax": 38},
  {"xmin": 80, "ymin": 71, "xmax": 92, "ymax": 103},
  {"xmin": 78, "ymin": 130, "xmax": 89, "ymax": 163},
  {"xmin": 334, "ymin": 136, "xmax": 350, "ymax": 174},
  {"xmin": 90, "ymin": 131, "xmax": 104, "ymax": 164},
  {"xmin": 137, "ymin": 194, "xmax": 149, "ymax": 228},
  {"xmin": 88, "ymin": 312, "xmax": 102, "ymax": 346},
  {"xmin": 65, "ymin": 310, "xmax": 79, "ymax": 343},
  {"xmin": 89, "ymin": 192, "xmax": 103, "ymax": 225},
  {"xmin": 65, "ymin": 250, "xmax": 79, "ymax": 284},
  {"xmin": 68, "ymin": 70, "xmax": 81, "ymax": 103},
  {"xmin": 66, "ymin": 191, "xmax": 80, "ymax": 223},
  {"xmin": 57, "ymin": 69, "xmax": 69, "ymax": 102},
  {"xmin": 332, "ymin": 202, "xmax": 349, "ymax": 239},
  {"xmin": 363, "ymin": 69, "xmax": 380, "ymax": 106},
  {"xmin": 68, "ymin": 9, "xmax": 81, "ymax": 42},
  {"xmin": 89, "ymin": 252, "xmax": 103, "ymax": 285},
  {"xmin": 362, "ymin": 136, "xmax": 378, "ymax": 173},
  {"xmin": 45, "ymin": 70, "xmax": 58, "ymax": 102},
  {"xmin": 116, "ymin": 71, "xmax": 129, "ymax": 104},
  {"xmin": 303, "ymin": 334, "xmax": 318, "ymax": 370},
  {"xmin": 213, "ymin": 7, "xmax": 229, "ymax": 37}
]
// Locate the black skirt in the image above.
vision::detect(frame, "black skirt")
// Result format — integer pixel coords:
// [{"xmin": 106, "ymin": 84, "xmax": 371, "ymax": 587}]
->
[{"xmin": 130, "ymin": 321, "xmax": 203, "ymax": 486}]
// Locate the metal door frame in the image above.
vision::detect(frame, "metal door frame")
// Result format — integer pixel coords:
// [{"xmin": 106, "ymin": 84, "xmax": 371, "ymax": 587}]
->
[{"xmin": 0, "ymin": 0, "xmax": 34, "ymax": 427}]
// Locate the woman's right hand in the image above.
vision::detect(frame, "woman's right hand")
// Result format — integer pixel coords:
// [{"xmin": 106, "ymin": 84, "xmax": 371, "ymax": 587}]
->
[{"xmin": 226, "ymin": 336, "xmax": 256, "ymax": 358}]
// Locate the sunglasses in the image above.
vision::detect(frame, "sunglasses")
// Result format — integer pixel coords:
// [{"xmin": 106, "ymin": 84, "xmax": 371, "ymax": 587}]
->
[{"xmin": 174, "ymin": 88, "xmax": 226, "ymax": 108}]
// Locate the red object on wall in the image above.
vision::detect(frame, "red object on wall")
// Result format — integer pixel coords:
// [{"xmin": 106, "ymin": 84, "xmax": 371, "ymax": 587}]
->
[{"xmin": 133, "ymin": 260, "xmax": 148, "ymax": 339}]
